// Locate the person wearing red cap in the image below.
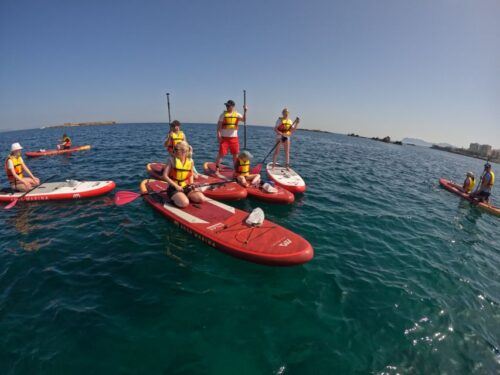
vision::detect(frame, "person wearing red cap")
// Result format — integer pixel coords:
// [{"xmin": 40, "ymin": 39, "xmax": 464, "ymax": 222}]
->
[{"xmin": 214, "ymin": 99, "xmax": 247, "ymax": 175}]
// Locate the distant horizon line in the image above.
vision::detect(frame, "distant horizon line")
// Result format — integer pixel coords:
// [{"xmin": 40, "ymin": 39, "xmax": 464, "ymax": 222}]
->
[{"xmin": 0, "ymin": 122, "xmax": 496, "ymax": 149}]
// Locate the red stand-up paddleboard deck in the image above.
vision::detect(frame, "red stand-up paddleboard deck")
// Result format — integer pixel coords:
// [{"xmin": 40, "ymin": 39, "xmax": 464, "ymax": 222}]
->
[
  {"xmin": 439, "ymin": 178, "xmax": 500, "ymax": 216},
  {"xmin": 140, "ymin": 179, "xmax": 313, "ymax": 266},
  {"xmin": 266, "ymin": 162, "xmax": 306, "ymax": 194},
  {"xmin": 0, "ymin": 180, "xmax": 115, "ymax": 202},
  {"xmin": 146, "ymin": 163, "xmax": 247, "ymax": 201},
  {"xmin": 25, "ymin": 145, "xmax": 91, "ymax": 158},
  {"xmin": 203, "ymin": 162, "xmax": 294, "ymax": 204}
]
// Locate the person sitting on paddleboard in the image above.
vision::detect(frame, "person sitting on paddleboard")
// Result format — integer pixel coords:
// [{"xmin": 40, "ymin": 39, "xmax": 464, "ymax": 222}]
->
[
  {"xmin": 461, "ymin": 172, "xmax": 475, "ymax": 194},
  {"xmin": 271, "ymin": 108, "xmax": 299, "ymax": 170},
  {"xmin": 215, "ymin": 99, "xmax": 247, "ymax": 176},
  {"xmin": 4, "ymin": 143, "xmax": 40, "ymax": 192},
  {"xmin": 470, "ymin": 163, "xmax": 495, "ymax": 203},
  {"xmin": 164, "ymin": 120, "xmax": 186, "ymax": 156},
  {"xmin": 57, "ymin": 134, "xmax": 72, "ymax": 150},
  {"xmin": 162, "ymin": 141, "xmax": 206, "ymax": 208},
  {"xmin": 234, "ymin": 150, "xmax": 261, "ymax": 187}
]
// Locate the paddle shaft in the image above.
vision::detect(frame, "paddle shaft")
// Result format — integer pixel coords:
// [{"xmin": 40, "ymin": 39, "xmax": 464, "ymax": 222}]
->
[
  {"xmin": 243, "ymin": 89, "xmax": 247, "ymax": 149},
  {"xmin": 5, "ymin": 174, "xmax": 57, "ymax": 208},
  {"xmin": 166, "ymin": 93, "xmax": 171, "ymax": 124},
  {"xmin": 261, "ymin": 141, "xmax": 280, "ymax": 165}
]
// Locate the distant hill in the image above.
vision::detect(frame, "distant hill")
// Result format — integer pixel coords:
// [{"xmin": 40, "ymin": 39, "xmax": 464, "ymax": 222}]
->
[
  {"xmin": 401, "ymin": 138, "xmax": 433, "ymax": 147},
  {"xmin": 402, "ymin": 138, "xmax": 455, "ymax": 148}
]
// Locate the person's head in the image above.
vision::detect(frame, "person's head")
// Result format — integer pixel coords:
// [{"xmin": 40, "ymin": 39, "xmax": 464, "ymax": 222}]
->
[
  {"xmin": 170, "ymin": 120, "xmax": 181, "ymax": 132},
  {"xmin": 10, "ymin": 142, "xmax": 22, "ymax": 156},
  {"xmin": 466, "ymin": 171, "xmax": 475, "ymax": 179},
  {"xmin": 224, "ymin": 100, "xmax": 235, "ymax": 111},
  {"xmin": 173, "ymin": 141, "xmax": 190, "ymax": 158},
  {"xmin": 282, "ymin": 108, "xmax": 289, "ymax": 117},
  {"xmin": 238, "ymin": 150, "xmax": 253, "ymax": 161},
  {"xmin": 484, "ymin": 162, "xmax": 491, "ymax": 171}
]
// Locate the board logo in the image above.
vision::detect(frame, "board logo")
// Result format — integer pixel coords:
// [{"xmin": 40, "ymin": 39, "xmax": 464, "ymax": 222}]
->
[
  {"xmin": 206, "ymin": 223, "xmax": 224, "ymax": 231},
  {"xmin": 72, "ymin": 194, "xmax": 81, "ymax": 199},
  {"xmin": 278, "ymin": 238, "xmax": 292, "ymax": 247}
]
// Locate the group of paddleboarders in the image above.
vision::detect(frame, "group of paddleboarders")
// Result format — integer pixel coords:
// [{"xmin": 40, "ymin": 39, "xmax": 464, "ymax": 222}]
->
[
  {"xmin": 461, "ymin": 163, "xmax": 495, "ymax": 203},
  {"xmin": 158, "ymin": 99, "xmax": 300, "ymax": 207}
]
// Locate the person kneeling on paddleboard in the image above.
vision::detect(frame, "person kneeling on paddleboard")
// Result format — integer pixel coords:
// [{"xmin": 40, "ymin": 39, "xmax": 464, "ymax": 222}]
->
[
  {"xmin": 162, "ymin": 141, "xmax": 206, "ymax": 208},
  {"xmin": 164, "ymin": 120, "xmax": 186, "ymax": 156},
  {"xmin": 462, "ymin": 172, "xmax": 475, "ymax": 193},
  {"xmin": 57, "ymin": 134, "xmax": 72, "ymax": 150},
  {"xmin": 470, "ymin": 163, "xmax": 495, "ymax": 203},
  {"xmin": 272, "ymin": 108, "xmax": 299, "ymax": 170},
  {"xmin": 214, "ymin": 99, "xmax": 247, "ymax": 177},
  {"xmin": 5, "ymin": 143, "xmax": 40, "ymax": 192},
  {"xmin": 234, "ymin": 150, "xmax": 261, "ymax": 187}
]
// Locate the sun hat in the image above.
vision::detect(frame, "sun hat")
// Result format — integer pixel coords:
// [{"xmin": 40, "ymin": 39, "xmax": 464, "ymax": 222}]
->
[
  {"xmin": 11, "ymin": 143, "xmax": 23, "ymax": 152},
  {"xmin": 224, "ymin": 100, "xmax": 236, "ymax": 107}
]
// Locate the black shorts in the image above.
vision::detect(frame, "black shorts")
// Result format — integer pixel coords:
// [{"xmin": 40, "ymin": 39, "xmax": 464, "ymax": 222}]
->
[
  {"xmin": 167, "ymin": 184, "xmax": 194, "ymax": 199},
  {"xmin": 477, "ymin": 191, "xmax": 490, "ymax": 200},
  {"xmin": 167, "ymin": 184, "xmax": 182, "ymax": 199}
]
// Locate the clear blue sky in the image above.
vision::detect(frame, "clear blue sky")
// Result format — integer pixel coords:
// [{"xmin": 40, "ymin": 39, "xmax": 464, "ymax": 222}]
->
[{"xmin": 1, "ymin": 0, "xmax": 499, "ymax": 147}]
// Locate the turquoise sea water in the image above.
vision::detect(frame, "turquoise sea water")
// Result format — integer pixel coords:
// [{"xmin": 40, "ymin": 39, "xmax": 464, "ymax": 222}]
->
[{"xmin": 0, "ymin": 123, "xmax": 499, "ymax": 374}]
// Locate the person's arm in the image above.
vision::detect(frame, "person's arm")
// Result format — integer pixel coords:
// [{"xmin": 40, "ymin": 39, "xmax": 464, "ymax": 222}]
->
[
  {"xmin": 290, "ymin": 117, "xmax": 300, "ymax": 134},
  {"xmin": 217, "ymin": 114, "xmax": 224, "ymax": 141},
  {"xmin": 21, "ymin": 160, "xmax": 37, "ymax": 180},
  {"xmin": 164, "ymin": 133, "xmax": 172, "ymax": 148},
  {"xmin": 241, "ymin": 106, "xmax": 248, "ymax": 123},
  {"xmin": 275, "ymin": 118, "xmax": 283, "ymax": 136},
  {"xmin": 162, "ymin": 161, "xmax": 183, "ymax": 191}
]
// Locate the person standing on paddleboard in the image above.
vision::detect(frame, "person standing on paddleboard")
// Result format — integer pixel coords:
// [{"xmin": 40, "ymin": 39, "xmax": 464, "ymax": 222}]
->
[
  {"xmin": 271, "ymin": 108, "xmax": 299, "ymax": 170},
  {"xmin": 57, "ymin": 134, "xmax": 72, "ymax": 150},
  {"xmin": 471, "ymin": 163, "xmax": 495, "ymax": 203},
  {"xmin": 162, "ymin": 141, "xmax": 206, "ymax": 208},
  {"xmin": 4, "ymin": 143, "xmax": 40, "ymax": 192},
  {"xmin": 215, "ymin": 99, "xmax": 247, "ymax": 176},
  {"xmin": 164, "ymin": 120, "xmax": 187, "ymax": 156}
]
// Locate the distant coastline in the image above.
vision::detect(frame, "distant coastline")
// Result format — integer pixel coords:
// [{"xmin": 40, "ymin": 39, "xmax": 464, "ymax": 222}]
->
[
  {"xmin": 44, "ymin": 121, "xmax": 117, "ymax": 129},
  {"xmin": 347, "ymin": 133, "xmax": 402, "ymax": 145},
  {"xmin": 431, "ymin": 145, "xmax": 500, "ymax": 164}
]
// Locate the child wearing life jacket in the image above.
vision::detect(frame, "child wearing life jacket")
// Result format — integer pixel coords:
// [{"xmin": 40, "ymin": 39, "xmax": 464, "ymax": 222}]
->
[
  {"xmin": 462, "ymin": 172, "xmax": 475, "ymax": 194},
  {"xmin": 164, "ymin": 120, "xmax": 186, "ymax": 156},
  {"xmin": 4, "ymin": 143, "xmax": 40, "ymax": 192},
  {"xmin": 272, "ymin": 108, "xmax": 300, "ymax": 170},
  {"xmin": 57, "ymin": 134, "xmax": 72, "ymax": 150},
  {"xmin": 234, "ymin": 150, "xmax": 261, "ymax": 187},
  {"xmin": 162, "ymin": 141, "xmax": 205, "ymax": 208}
]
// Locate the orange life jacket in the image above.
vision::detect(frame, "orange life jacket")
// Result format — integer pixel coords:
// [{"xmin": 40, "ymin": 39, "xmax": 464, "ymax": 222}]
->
[
  {"xmin": 169, "ymin": 157, "xmax": 193, "ymax": 187},
  {"xmin": 222, "ymin": 111, "xmax": 240, "ymax": 130},
  {"xmin": 166, "ymin": 131, "xmax": 185, "ymax": 153},
  {"xmin": 277, "ymin": 118, "xmax": 293, "ymax": 136},
  {"xmin": 5, "ymin": 155, "xmax": 23, "ymax": 185},
  {"xmin": 235, "ymin": 158, "xmax": 250, "ymax": 176}
]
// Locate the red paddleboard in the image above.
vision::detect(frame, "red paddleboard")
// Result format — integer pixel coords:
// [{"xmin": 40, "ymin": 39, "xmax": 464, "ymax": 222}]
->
[
  {"xmin": 439, "ymin": 178, "xmax": 499, "ymax": 216},
  {"xmin": 203, "ymin": 162, "xmax": 295, "ymax": 204},
  {"xmin": 25, "ymin": 145, "xmax": 91, "ymax": 158},
  {"xmin": 266, "ymin": 163, "xmax": 306, "ymax": 194},
  {"xmin": 140, "ymin": 179, "xmax": 313, "ymax": 266},
  {"xmin": 0, "ymin": 180, "xmax": 115, "ymax": 202},
  {"xmin": 146, "ymin": 163, "xmax": 247, "ymax": 201}
]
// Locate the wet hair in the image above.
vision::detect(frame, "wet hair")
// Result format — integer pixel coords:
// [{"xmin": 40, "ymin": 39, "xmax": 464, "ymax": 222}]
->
[{"xmin": 170, "ymin": 120, "xmax": 181, "ymax": 129}]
